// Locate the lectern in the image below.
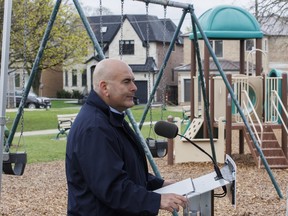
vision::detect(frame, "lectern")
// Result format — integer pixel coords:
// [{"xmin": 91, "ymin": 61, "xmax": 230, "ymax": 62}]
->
[{"xmin": 154, "ymin": 155, "xmax": 236, "ymax": 216}]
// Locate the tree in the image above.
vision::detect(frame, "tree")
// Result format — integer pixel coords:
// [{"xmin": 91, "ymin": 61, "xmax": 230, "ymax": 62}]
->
[
  {"xmin": 82, "ymin": 5, "xmax": 113, "ymax": 17},
  {"xmin": 0, "ymin": 0, "xmax": 89, "ymax": 94},
  {"xmin": 252, "ymin": 0, "xmax": 288, "ymax": 35}
]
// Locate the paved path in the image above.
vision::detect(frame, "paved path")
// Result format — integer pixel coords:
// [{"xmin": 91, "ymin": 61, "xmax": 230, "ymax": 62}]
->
[
  {"xmin": 15, "ymin": 129, "xmax": 59, "ymax": 137},
  {"xmin": 14, "ymin": 121, "xmax": 161, "ymax": 137}
]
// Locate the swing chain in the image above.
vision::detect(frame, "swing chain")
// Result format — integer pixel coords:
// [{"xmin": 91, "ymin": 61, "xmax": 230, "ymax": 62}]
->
[
  {"xmin": 120, "ymin": 0, "xmax": 124, "ymax": 59},
  {"xmin": 145, "ymin": 2, "xmax": 153, "ymax": 136},
  {"xmin": 160, "ymin": 6, "xmax": 167, "ymax": 118},
  {"xmin": 20, "ymin": 0, "xmax": 28, "ymax": 137},
  {"xmin": 145, "ymin": 2, "xmax": 150, "ymax": 58},
  {"xmin": 99, "ymin": 0, "xmax": 104, "ymax": 50}
]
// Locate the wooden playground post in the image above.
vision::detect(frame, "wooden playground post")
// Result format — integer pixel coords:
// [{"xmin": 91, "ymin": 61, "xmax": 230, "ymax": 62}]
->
[
  {"xmin": 239, "ymin": 40, "xmax": 245, "ymax": 75},
  {"xmin": 203, "ymin": 45, "xmax": 210, "ymax": 138},
  {"xmin": 210, "ymin": 75, "xmax": 215, "ymax": 138},
  {"xmin": 167, "ymin": 115, "xmax": 174, "ymax": 165},
  {"xmin": 190, "ymin": 41, "xmax": 196, "ymax": 121},
  {"xmin": 225, "ymin": 74, "xmax": 232, "ymax": 155},
  {"xmin": 255, "ymin": 38, "xmax": 262, "ymax": 76}
]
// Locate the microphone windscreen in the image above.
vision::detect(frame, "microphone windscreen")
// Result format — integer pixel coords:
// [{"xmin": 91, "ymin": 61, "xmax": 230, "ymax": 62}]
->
[{"xmin": 154, "ymin": 121, "xmax": 178, "ymax": 139}]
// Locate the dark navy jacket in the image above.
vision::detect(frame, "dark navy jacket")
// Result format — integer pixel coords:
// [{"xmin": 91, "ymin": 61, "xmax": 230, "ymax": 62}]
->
[{"xmin": 66, "ymin": 91, "xmax": 163, "ymax": 215}]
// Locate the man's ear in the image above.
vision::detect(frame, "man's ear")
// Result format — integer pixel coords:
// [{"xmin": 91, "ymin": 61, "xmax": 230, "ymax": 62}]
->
[{"xmin": 99, "ymin": 81, "xmax": 109, "ymax": 96}]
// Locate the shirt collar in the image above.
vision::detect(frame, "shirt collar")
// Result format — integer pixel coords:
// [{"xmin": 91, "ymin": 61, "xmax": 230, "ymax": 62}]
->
[{"xmin": 109, "ymin": 106, "xmax": 125, "ymax": 116}]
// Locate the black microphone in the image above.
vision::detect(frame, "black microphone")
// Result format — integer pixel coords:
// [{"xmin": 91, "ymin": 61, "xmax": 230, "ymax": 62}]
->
[
  {"xmin": 154, "ymin": 120, "xmax": 178, "ymax": 139},
  {"xmin": 154, "ymin": 120, "xmax": 227, "ymax": 197}
]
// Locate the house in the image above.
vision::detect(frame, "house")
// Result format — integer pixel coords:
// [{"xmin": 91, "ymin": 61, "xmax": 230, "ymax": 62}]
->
[{"xmin": 63, "ymin": 14, "xmax": 183, "ymax": 104}]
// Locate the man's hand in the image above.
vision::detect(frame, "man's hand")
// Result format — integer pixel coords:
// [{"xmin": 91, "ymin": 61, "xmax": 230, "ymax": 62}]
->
[{"xmin": 160, "ymin": 193, "xmax": 188, "ymax": 213}]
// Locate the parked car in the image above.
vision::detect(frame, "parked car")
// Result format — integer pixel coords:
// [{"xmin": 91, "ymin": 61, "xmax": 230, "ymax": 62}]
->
[{"xmin": 7, "ymin": 91, "xmax": 52, "ymax": 109}]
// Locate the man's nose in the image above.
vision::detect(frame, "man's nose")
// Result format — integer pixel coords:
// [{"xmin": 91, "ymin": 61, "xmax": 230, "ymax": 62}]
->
[{"xmin": 132, "ymin": 82, "xmax": 137, "ymax": 91}]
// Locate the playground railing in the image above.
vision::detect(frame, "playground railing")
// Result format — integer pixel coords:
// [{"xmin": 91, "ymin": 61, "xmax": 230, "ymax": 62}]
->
[
  {"xmin": 265, "ymin": 76, "xmax": 282, "ymax": 123},
  {"xmin": 233, "ymin": 76, "xmax": 249, "ymax": 123},
  {"xmin": 242, "ymin": 90, "xmax": 263, "ymax": 168},
  {"xmin": 270, "ymin": 90, "xmax": 288, "ymax": 134}
]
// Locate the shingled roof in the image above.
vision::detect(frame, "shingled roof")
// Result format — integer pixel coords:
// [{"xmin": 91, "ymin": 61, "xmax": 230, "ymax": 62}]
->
[
  {"xmin": 129, "ymin": 57, "xmax": 158, "ymax": 72},
  {"xmin": 87, "ymin": 14, "xmax": 183, "ymax": 46},
  {"xmin": 174, "ymin": 59, "xmax": 253, "ymax": 74}
]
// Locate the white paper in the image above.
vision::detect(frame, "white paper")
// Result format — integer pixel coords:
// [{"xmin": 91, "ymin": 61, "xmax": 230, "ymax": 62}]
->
[{"xmin": 154, "ymin": 178, "xmax": 195, "ymax": 195}]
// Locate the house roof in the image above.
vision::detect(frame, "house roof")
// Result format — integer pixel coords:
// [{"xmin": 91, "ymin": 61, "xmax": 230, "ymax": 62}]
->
[
  {"xmin": 174, "ymin": 59, "xmax": 246, "ymax": 73},
  {"xmin": 190, "ymin": 5, "xmax": 263, "ymax": 40},
  {"xmin": 130, "ymin": 57, "xmax": 158, "ymax": 73},
  {"xmin": 87, "ymin": 14, "xmax": 183, "ymax": 45},
  {"xmin": 85, "ymin": 56, "xmax": 158, "ymax": 73}
]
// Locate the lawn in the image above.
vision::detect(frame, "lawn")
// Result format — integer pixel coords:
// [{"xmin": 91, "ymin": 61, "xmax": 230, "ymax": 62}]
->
[{"xmin": 5, "ymin": 100, "xmax": 183, "ymax": 164}]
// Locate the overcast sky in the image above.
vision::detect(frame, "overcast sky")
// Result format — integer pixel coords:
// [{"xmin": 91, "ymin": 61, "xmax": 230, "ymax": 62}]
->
[{"xmin": 78, "ymin": 0, "xmax": 254, "ymax": 31}]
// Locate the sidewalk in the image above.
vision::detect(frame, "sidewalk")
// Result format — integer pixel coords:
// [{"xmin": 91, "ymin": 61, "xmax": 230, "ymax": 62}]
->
[
  {"xmin": 15, "ymin": 129, "xmax": 59, "ymax": 137},
  {"xmin": 14, "ymin": 121, "xmax": 159, "ymax": 137}
]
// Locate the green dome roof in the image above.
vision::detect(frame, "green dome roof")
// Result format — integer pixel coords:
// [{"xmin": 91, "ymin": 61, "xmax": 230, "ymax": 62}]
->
[{"xmin": 190, "ymin": 5, "xmax": 263, "ymax": 40}]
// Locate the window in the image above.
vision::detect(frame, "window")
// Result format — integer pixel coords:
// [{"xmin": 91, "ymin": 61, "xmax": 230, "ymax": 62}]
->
[
  {"xmin": 81, "ymin": 69, "xmax": 87, "ymax": 87},
  {"xmin": 65, "ymin": 70, "xmax": 68, "ymax": 87},
  {"xmin": 15, "ymin": 73, "xmax": 20, "ymax": 87},
  {"xmin": 119, "ymin": 40, "xmax": 134, "ymax": 55},
  {"xmin": 214, "ymin": 40, "xmax": 223, "ymax": 57},
  {"xmin": 263, "ymin": 39, "xmax": 268, "ymax": 52},
  {"xmin": 101, "ymin": 26, "xmax": 107, "ymax": 33},
  {"xmin": 209, "ymin": 40, "xmax": 223, "ymax": 57},
  {"xmin": 245, "ymin": 39, "xmax": 254, "ymax": 51},
  {"xmin": 72, "ymin": 69, "xmax": 77, "ymax": 87}
]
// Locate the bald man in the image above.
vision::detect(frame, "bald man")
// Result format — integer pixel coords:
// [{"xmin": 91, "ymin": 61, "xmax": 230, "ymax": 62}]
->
[{"xmin": 65, "ymin": 59, "xmax": 187, "ymax": 216}]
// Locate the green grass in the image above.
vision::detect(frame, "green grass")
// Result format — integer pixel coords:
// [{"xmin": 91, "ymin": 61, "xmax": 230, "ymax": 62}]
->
[
  {"xmin": 6, "ymin": 104, "xmax": 182, "ymax": 132},
  {"xmin": 10, "ymin": 134, "xmax": 67, "ymax": 163},
  {"xmin": 6, "ymin": 100, "xmax": 81, "ymax": 132},
  {"xmin": 5, "ymin": 102, "xmax": 183, "ymax": 164}
]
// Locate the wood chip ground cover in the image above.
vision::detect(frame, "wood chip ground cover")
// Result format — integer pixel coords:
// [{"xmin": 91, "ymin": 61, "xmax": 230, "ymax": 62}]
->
[{"xmin": 0, "ymin": 131, "xmax": 287, "ymax": 215}]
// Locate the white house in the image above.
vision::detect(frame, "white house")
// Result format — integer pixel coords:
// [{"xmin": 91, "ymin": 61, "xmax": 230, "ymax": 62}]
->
[{"xmin": 63, "ymin": 14, "xmax": 183, "ymax": 104}]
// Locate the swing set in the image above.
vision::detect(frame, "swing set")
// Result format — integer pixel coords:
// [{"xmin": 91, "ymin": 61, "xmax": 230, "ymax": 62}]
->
[{"xmin": 0, "ymin": 0, "xmax": 284, "ymax": 214}]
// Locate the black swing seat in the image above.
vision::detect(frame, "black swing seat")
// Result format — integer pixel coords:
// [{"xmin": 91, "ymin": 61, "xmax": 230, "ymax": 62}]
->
[
  {"xmin": 146, "ymin": 138, "xmax": 168, "ymax": 158},
  {"xmin": 2, "ymin": 152, "xmax": 27, "ymax": 176}
]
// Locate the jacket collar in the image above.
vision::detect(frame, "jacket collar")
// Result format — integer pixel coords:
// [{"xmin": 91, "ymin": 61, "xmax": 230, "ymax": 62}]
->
[{"xmin": 86, "ymin": 90, "xmax": 125, "ymax": 127}]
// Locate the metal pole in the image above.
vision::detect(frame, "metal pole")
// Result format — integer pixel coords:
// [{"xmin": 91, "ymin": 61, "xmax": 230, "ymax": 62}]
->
[
  {"xmin": 138, "ymin": 8, "xmax": 188, "ymax": 129},
  {"xmin": 133, "ymin": 0, "xmax": 190, "ymax": 9},
  {"xmin": 72, "ymin": 0, "xmax": 105, "ymax": 60},
  {"xmin": 0, "ymin": 0, "xmax": 13, "ymax": 199},
  {"xmin": 190, "ymin": 8, "xmax": 217, "ymax": 162},
  {"xmin": 6, "ymin": 0, "xmax": 63, "ymax": 148}
]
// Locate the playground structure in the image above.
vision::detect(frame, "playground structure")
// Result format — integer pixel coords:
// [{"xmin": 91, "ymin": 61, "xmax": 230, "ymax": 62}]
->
[
  {"xmin": 0, "ymin": 0, "xmax": 285, "ymax": 214},
  {"xmin": 173, "ymin": 5, "xmax": 288, "ymax": 171},
  {"xmin": 175, "ymin": 70, "xmax": 288, "ymax": 168}
]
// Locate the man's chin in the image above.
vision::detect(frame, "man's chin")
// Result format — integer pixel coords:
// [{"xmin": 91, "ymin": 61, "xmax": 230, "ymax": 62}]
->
[{"xmin": 126, "ymin": 101, "xmax": 135, "ymax": 108}]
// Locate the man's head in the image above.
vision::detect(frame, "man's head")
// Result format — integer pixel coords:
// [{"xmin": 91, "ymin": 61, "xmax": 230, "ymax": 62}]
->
[{"xmin": 93, "ymin": 59, "xmax": 137, "ymax": 112}]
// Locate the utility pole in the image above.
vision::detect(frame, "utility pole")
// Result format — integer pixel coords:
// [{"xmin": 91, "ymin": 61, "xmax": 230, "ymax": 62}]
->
[
  {"xmin": 255, "ymin": 0, "xmax": 259, "ymax": 21},
  {"xmin": 0, "ymin": 0, "xmax": 13, "ymax": 199}
]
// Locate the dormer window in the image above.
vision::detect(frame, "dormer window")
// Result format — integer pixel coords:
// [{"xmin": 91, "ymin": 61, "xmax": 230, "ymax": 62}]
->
[{"xmin": 101, "ymin": 26, "xmax": 107, "ymax": 33}]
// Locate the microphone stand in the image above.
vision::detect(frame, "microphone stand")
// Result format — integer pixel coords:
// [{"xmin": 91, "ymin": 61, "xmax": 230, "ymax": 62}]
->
[{"xmin": 178, "ymin": 134, "xmax": 227, "ymax": 197}]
